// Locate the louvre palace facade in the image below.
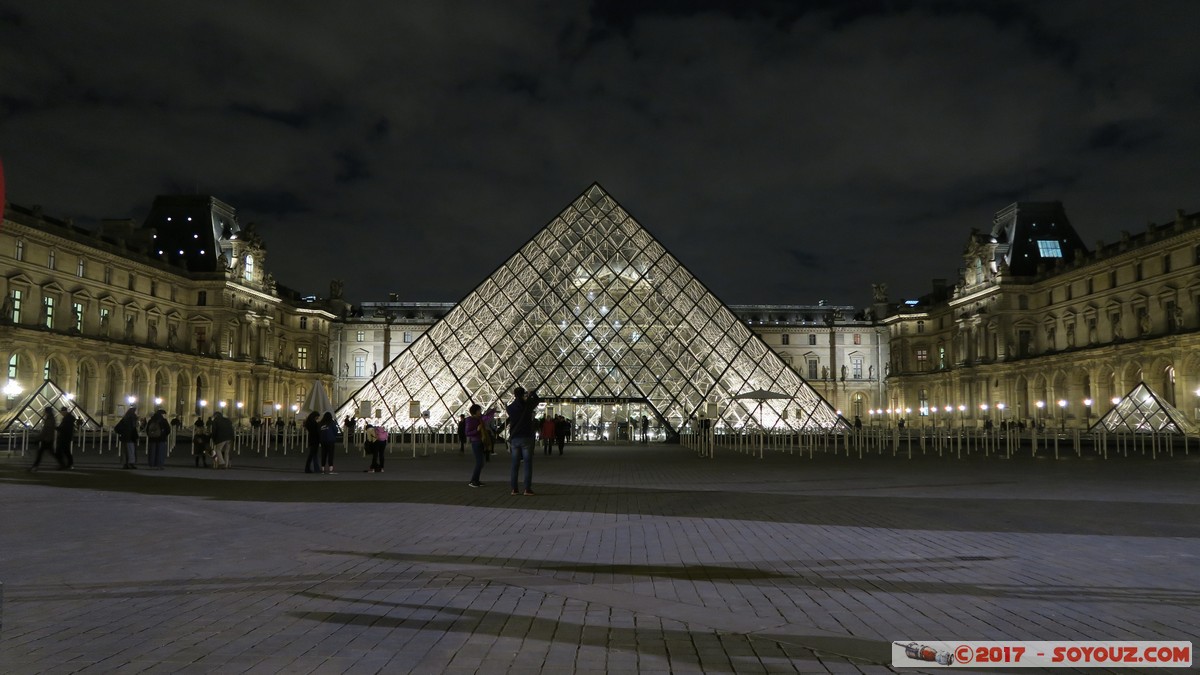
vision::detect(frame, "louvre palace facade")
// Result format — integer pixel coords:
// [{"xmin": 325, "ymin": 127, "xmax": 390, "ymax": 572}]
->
[
  {"xmin": 4, "ymin": 187, "xmax": 1198, "ymax": 434},
  {"xmin": 0, "ymin": 197, "xmax": 345, "ymax": 427},
  {"xmin": 884, "ymin": 202, "xmax": 1200, "ymax": 430}
]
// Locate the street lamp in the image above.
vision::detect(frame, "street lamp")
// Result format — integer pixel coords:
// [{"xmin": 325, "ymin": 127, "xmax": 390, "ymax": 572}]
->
[
  {"xmin": 996, "ymin": 402, "xmax": 1006, "ymax": 427},
  {"xmin": 3, "ymin": 380, "xmax": 23, "ymax": 398},
  {"xmin": 957, "ymin": 404, "xmax": 966, "ymax": 430},
  {"xmin": 1057, "ymin": 399, "xmax": 1067, "ymax": 431},
  {"xmin": 1035, "ymin": 400, "xmax": 1045, "ymax": 429},
  {"xmin": 1083, "ymin": 398, "xmax": 1093, "ymax": 429}
]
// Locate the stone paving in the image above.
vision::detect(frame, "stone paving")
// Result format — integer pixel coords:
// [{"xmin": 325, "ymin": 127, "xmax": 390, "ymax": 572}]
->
[{"xmin": 1, "ymin": 439, "xmax": 1197, "ymax": 674}]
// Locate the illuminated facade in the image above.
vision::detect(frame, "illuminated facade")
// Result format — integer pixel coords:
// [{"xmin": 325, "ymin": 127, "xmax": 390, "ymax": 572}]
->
[
  {"xmin": 884, "ymin": 202, "xmax": 1200, "ymax": 429},
  {"xmin": 1, "ymin": 197, "xmax": 340, "ymax": 426},
  {"xmin": 336, "ymin": 184, "xmax": 843, "ymax": 436}
]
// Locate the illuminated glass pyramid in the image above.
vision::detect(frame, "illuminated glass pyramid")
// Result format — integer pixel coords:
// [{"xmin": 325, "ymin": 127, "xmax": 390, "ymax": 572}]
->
[
  {"xmin": 338, "ymin": 184, "xmax": 842, "ymax": 436},
  {"xmin": 1091, "ymin": 382, "xmax": 1199, "ymax": 434}
]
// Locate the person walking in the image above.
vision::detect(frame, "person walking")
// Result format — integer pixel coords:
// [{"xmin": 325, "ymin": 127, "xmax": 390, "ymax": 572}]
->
[
  {"xmin": 28, "ymin": 406, "xmax": 59, "ymax": 472},
  {"xmin": 540, "ymin": 415, "xmax": 556, "ymax": 456},
  {"xmin": 465, "ymin": 404, "xmax": 496, "ymax": 487},
  {"xmin": 145, "ymin": 409, "xmax": 170, "ymax": 469},
  {"xmin": 318, "ymin": 412, "xmax": 338, "ymax": 474},
  {"xmin": 506, "ymin": 387, "xmax": 540, "ymax": 496},
  {"xmin": 115, "ymin": 407, "xmax": 140, "ymax": 469},
  {"xmin": 210, "ymin": 410, "xmax": 234, "ymax": 468},
  {"xmin": 303, "ymin": 411, "xmax": 321, "ymax": 473},
  {"xmin": 56, "ymin": 407, "xmax": 77, "ymax": 470}
]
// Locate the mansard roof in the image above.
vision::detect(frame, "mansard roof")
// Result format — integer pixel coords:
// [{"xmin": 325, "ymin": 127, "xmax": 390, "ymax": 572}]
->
[{"xmin": 990, "ymin": 202, "xmax": 1089, "ymax": 276}]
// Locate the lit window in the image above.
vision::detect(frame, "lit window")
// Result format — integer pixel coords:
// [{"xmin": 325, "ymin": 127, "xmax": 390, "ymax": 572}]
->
[
  {"xmin": 354, "ymin": 354, "xmax": 366, "ymax": 377},
  {"xmin": 853, "ymin": 334, "xmax": 861, "ymax": 345},
  {"xmin": 296, "ymin": 346, "xmax": 308, "ymax": 370},
  {"xmin": 72, "ymin": 302, "xmax": 84, "ymax": 332},
  {"xmin": 403, "ymin": 331, "xmax": 413, "ymax": 343},
  {"xmin": 852, "ymin": 357, "xmax": 862, "ymax": 379},
  {"xmin": 43, "ymin": 296, "xmax": 54, "ymax": 329},
  {"xmin": 356, "ymin": 330, "xmax": 365, "ymax": 342},
  {"xmin": 7, "ymin": 354, "xmax": 17, "ymax": 379},
  {"xmin": 1036, "ymin": 240, "xmax": 1063, "ymax": 257},
  {"xmin": 11, "ymin": 290, "xmax": 23, "ymax": 323},
  {"xmin": 244, "ymin": 254, "xmax": 254, "ymax": 281},
  {"xmin": 915, "ymin": 348, "xmax": 928, "ymax": 372}
]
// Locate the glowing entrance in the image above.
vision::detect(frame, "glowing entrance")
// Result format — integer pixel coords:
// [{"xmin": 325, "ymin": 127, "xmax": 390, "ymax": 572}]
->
[{"xmin": 539, "ymin": 398, "xmax": 661, "ymax": 442}]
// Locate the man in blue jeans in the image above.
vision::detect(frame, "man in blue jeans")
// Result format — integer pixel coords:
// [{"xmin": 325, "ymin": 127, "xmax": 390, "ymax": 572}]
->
[{"xmin": 506, "ymin": 386, "xmax": 540, "ymax": 495}]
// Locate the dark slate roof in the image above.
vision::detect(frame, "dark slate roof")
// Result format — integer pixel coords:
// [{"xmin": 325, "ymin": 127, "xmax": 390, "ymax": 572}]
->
[
  {"xmin": 990, "ymin": 202, "xmax": 1089, "ymax": 276},
  {"xmin": 141, "ymin": 195, "xmax": 242, "ymax": 273}
]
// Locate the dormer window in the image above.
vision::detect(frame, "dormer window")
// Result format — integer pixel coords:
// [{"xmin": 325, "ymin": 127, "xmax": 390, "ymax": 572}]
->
[
  {"xmin": 244, "ymin": 254, "xmax": 255, "ymax": 281},
  {"xmin": 1036, "ymin": 240, "xmax": 1063, "ymax": 258}
]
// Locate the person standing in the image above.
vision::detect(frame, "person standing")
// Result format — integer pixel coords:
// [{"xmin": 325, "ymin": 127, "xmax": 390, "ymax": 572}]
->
[
  {"xmin": 116, "ymin": 407, "xmax": 140, "ymax": 469},
  {"xmin": 465, "ymin": 404, "xmax": 496, "ymax": 487},
  {"xmin": 370, "ymin": 424, "xmax": 388, "ymax": 473},
  {"xmin": 540, "ymin": 415, "xmax": 556, "ymax": 456},
  {"xmin": 28, "ymin": 406, "xmax": 58, "ymax": 472},
  {"xmin": 554, "ymin": 415, "xmax": 569, "ymax": 456},
  {"xmin": 457, "ymin": 414, "xmax": 467, "ymax": 453},
  {"xmin": 192, "ymin": 418, "xmax": 211, "ymax": 468},
  {"xmin": 210, "ymin": 410, "xmax": 234, "ymax": 468},
  {"xmin": 56, "ymin": 407, "xmax": 77, "ymax": 470},
  {"xmin": 145, "ymin": 409, "xmax": 170, "ymax": 469},
  {"xmin": 303, "ymin": 411, "xmax": 321, "ymax": 473},
  {"xmin": 641, "ymin": 415, "xmax": 649, "ymax": 443},
  {"xmin": 319, "ymin": 412, "xmax": 338, "ymax": 474},
  {"xmin": 506, "ymin": 387, "xmax": 540, "ymax": 496}
]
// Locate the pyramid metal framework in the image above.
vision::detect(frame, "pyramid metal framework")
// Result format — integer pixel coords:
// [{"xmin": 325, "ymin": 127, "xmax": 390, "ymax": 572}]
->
[
  {"xmin": 1090, "ymin": 382, "xmax": 1199, "ymax": 434},
  {"xmin": 0, "ymin": 379, "xmax": 101, "ymax": 432},
  {"xmin": 338, "ymin": 184, "xmax": 842, "ymax": 435}
]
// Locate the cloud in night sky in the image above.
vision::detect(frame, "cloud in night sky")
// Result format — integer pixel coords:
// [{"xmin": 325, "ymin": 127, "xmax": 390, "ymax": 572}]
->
[{"xmin": 2, "ymin": 1, "xmax": 1198, "ymax": 307}]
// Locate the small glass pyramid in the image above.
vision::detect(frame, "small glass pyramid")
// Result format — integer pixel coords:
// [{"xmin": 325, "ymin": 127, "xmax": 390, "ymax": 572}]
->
[
  {"xmin": 338, "ymin": 184, "xmax": 842, "ymax": 436},
  {"xmin": 1091, "ymin": 382, "xmax": 1199, "ymax": 434}
]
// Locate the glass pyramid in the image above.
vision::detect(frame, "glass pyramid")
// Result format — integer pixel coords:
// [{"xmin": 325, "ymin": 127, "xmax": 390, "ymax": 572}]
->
[
  {"xmin": 338, "ymin": 184, "xmax": 842, "ymax": 437},
  {"xmin": 0, "ymin": 379, "xmax": 101, "ymax": 431},
  {"xmin": 1091, "ymin": 382, "xmax": 1199, "ymax": 434}
]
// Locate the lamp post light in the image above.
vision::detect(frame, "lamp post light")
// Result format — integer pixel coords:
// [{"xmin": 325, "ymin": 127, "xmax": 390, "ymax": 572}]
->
[
  {"xmin": 1083, "ymin": 398, "xmax": 1093, "ymax": 429},
  {"xmin": 3, "ymin": 380, "xmax": 23, "ymax": 399},
  {"xmin": 1057, "ymin": 399, "xmax": 1068, "ymax": 432},
  {"xmin": 996, "ymin": 402, "xmax": 1006, "ymax": 427},
  {"xmin": 1035, "ymin": 400, "xmax": 1045, "ymax": 430},
  {"xmin": 199, "ymin": 399, "xmax": 207, "ymax": 422},
  {"xmin": 957, "ymin": 404, "xmax": 966, "ymax": 430}
]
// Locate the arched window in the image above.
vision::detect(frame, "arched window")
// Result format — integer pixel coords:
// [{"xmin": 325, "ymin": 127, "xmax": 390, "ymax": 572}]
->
[
  {"xmin": 244, "ymin": 254, "xmax": 255, "ymax": 281},
  {"xmin": 7, "ymin": 354, "xmax": 18, "ymax": 379}
]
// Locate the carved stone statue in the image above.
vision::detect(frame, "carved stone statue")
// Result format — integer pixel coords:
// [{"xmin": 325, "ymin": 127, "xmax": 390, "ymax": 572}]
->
[
  {"xmin": 840, "ymin": 365, "xmax": 847, "ymax": 381},
  {"xmin": 148, "ymin": 321, "xmax": 158, "ymax": 344},
  {"xmin": 99, "ymin": 311, "xmax": 110, "ymax": 333},
  {"xmin": 124, "ymin": 315, "xmax": 135, "ymax": 340},
  {"xmin": 1, "ymin": 296, "xmax": 11, "ymax": 322},
  {"xmin": 167, "ymin": 324, "xmax": 178, "ymax": 348},
  {"xmin": 1112, "ymin": 313, "xmax": 1123, "ymax": 340},
  {"xmin": 1088, "ymin": 321, "xmax": 1098, "ymax": 345},
  {"xmin": 871, "ymin": 283, "xmax": 888, "ymax": 303},
  {"xmin": 1139, "ymin": 311, "xmax": 1151, "ymax": 336},
  {"xmin": 341, "ymin": 362, "xmax": 350, "ymax": 377},
  {"xmin": 1045, "ymin": 325, "xmax": 1056, "ymax": 347},
  {"xmin": 1174, "ymin": 306, "xmax": 1184, "ymax": 331},
  {"xmin": 72, "ymin": 306, "xmax": 82, "ymax": 332},
  {"xmin": 1065, "ymin": 323, "xmax": 1075, "ymax": 348},
  {"xmin": 821, "ymin": 365, "xmax": 829, "ymax": 380}
]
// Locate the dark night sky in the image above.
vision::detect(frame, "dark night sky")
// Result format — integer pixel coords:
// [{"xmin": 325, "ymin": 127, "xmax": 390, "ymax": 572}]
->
[{"xmin": 2, "ymin": 1, "xmax": 1198, "ymax": 307}]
